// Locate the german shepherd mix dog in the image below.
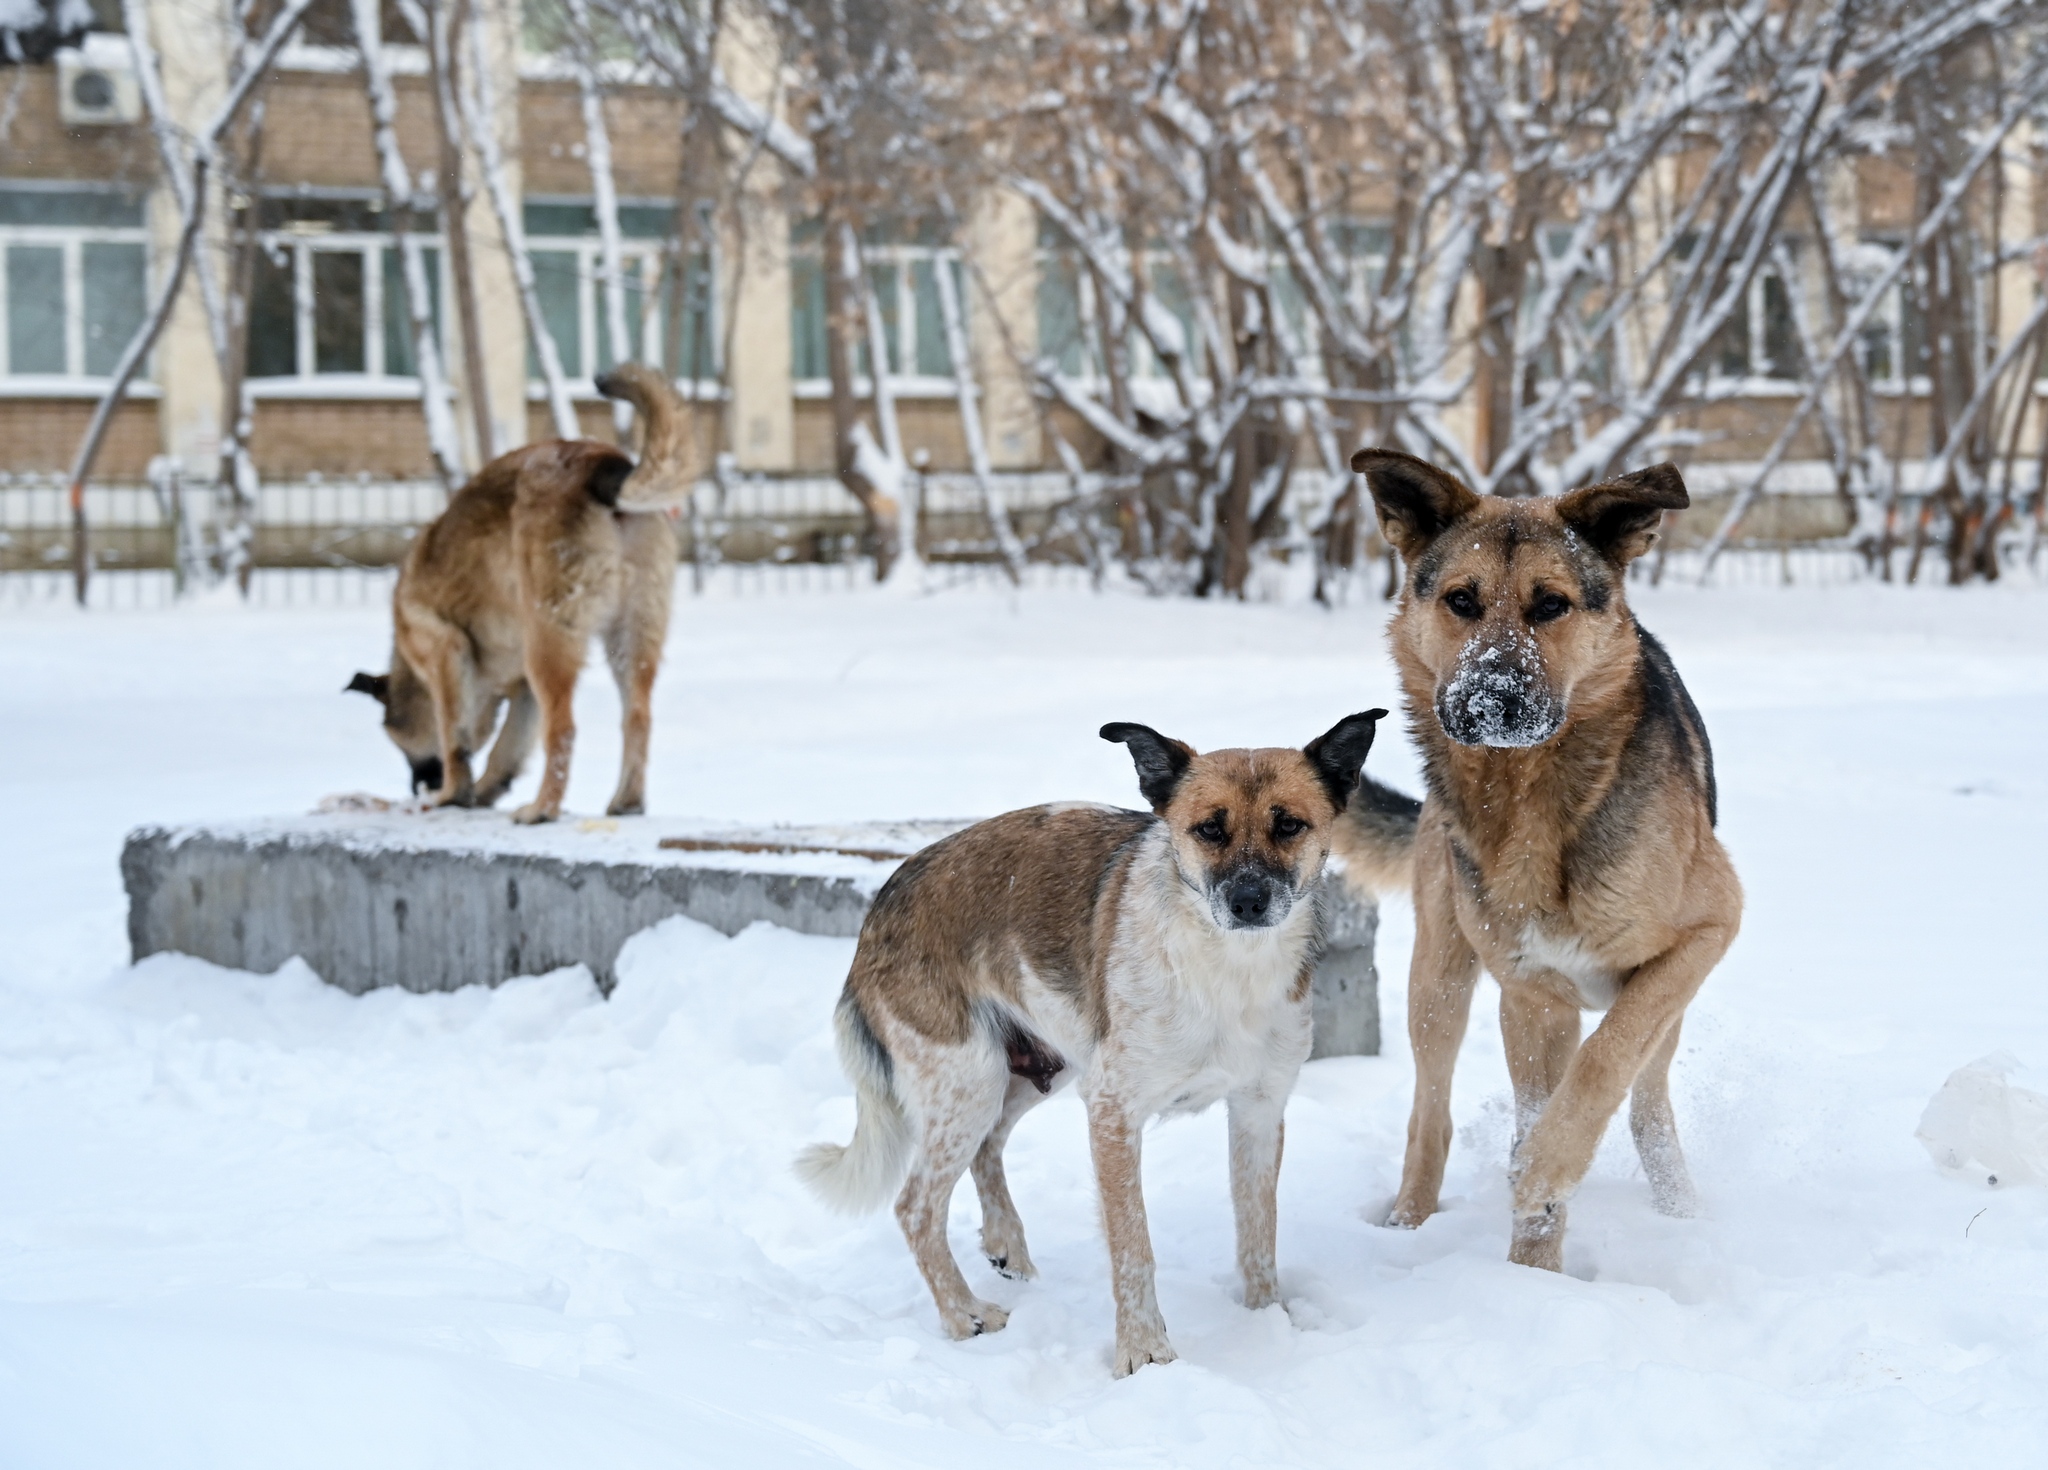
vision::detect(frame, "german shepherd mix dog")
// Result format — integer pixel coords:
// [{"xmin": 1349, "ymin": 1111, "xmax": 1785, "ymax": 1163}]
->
[
  {"xmin": 347, "ymin": 365, "xmax": 688, "ymax": 824},
  {"xmin": 1332, "ymin": 449, "xmax": 1741, "ymax": 1272},
  {"xmin": 797, "ymin": 712, "xmax": 1388, "ymax": 1375}
]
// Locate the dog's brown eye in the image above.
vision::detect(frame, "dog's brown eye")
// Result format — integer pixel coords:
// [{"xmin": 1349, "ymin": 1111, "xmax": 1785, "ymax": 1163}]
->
[
  {"xmin": 1529, "ymin": 591, "xmax": 1571, "ymax": 624},
  {"xmin": 1192, "ymin": 816, "xmax": 1228, "ymax": 845},
  {"xmin": 1273, "ymin": 813, "xmax": 1308, "ymax": 839},
  {"xmin": 1444, "ymin": 587, "xmax": 1482, "ymax": 619}
]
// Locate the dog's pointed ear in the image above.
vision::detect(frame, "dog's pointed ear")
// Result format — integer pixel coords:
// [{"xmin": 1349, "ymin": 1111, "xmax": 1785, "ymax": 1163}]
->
[
  {"xmin": 346, "ymin": 671, "xmax": 391, "ymax": 704},
  {"xmin": 1100, "ymin": 722, "xmax": 1197, "ymax": 812},
  {"xmin": 1556, "ymin": 464, "xmax": 1689, "ymax": 566},
  {"xmin": 1349, "ymin": 448, "xmax": 1482, "ymax": 559},
  {"xmin": 1303, "ymin": 709, "xmax": 1388, "ymax": 813}
]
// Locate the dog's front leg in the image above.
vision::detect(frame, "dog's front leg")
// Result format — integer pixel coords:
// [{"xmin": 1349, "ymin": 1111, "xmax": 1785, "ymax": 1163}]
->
[
  {"xmin": 1086, "ymin": 1092, "xmax": 1174, "ymax": 1376},
  {"xmin": 1510, "ymin": 919, "xmax": 1735, "ymax": 1269},
  {"xmin": 1226, "ymin": 1091, "xmax": 1285, "ymax": 1311}
]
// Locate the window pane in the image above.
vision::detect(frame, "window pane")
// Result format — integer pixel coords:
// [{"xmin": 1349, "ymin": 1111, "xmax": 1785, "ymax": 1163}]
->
[
  {"xmin": 82, "ymin": 241, "xmax": 146, "ymax": 376},
  {"xmin": 864, "ymin": 262, "xmax": 899, "ymax": 376},
  {"xmin": 382, "ymin": 244, "xmax": 440, "ymax": 378},
  {"xmin": 596, "ymin": 259, "xmax": 648, "ymax": 372},
  {"xmin": 1145, "ymin": 263, "xmax": 1199, "ymax": 375},
  {"xmin": 0, "ymin": 185, "xmax": 143, "ymax": 228},
  {"xmin": 1712, "ymin": 293, "xmax": 1751, "ymax": 377},
  {"xmin": 911, "ymin": 258, "xmax": 951, "ymax": 377},
  {"xmin": 1037, "ymin": 253, "xmax": 1086, "ymax": 377},
  {"xmin": 312, "ymin": 250, "xmax": 365, "ymax": 374},
  {"xmin": 791, "ymin": 252, "xmax": 827, "ymax": 380},
  {"xmin": 529, "ymin": 250, "xmax": 582, "ymax": 379},
  {"xmin": 5, "ymin": 246, "xmax": 66, "ymax": 373},
  {"xmin": 1761, "ymin": 274, "xmax": 1801, "ymax": 378},
  {"xmin": 662, "ymin": 251, "xmax": 715, "ymax": 381},
  {"xmin": 247, "ymin": 245, "xmax": 297, "ymax": 378}
]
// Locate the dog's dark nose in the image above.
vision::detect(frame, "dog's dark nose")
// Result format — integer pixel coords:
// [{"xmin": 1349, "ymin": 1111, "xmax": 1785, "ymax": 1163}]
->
[
  {"xmin": 1225, "ymin": 875, "xmax": 1272, "ymax": 925},
  {"xmin": 411, "ymin": 756, "xmax": 443, "ymax": 795}
]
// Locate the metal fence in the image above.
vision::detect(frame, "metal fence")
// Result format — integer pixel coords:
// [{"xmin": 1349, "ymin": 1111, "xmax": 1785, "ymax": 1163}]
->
[{"xmin": 2, "ymin": 471, "xmax": 2040, "ymax": 611}]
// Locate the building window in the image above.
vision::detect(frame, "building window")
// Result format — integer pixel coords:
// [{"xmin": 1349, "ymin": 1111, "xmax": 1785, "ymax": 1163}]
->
[
  {"xmin": 790, "ymin": 219, "xmax": 962, "ymax": 387},
  {"xmin": 1849, "ymin": 239, "xmax": 1929, "ymax": 387},
  {"xmin": 244, "ymin": 194, "xmax": 441, "ymax": 386},
  {"xmin": 1034, "ymin": 218, "xmax": 1204, "ymax": 382},
  {"xmin": 0, "ymin": 183, "xmax": 149, "ymax": 383},
  {"xmin": 524, "ymin": 200, "xmax": 715, "ymax": 387}
]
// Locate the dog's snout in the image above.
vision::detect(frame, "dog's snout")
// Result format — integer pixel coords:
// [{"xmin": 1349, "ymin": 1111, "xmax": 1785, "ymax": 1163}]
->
[
  {"xmin": 1438, "ymin": 634, "xmax": 1563, "ymax": 748},
  {"xmin": 1224, "ymin": 874, "xmax": 1273, "ymax": 927},
  {"xmin": 410, "ymin": 755, "xmax": 444, "ymax": 795}
]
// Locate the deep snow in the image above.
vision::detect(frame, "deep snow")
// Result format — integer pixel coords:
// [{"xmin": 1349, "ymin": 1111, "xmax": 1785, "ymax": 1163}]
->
[{"xmin": 1, "ymin": 578, "xmax": 2045, "ymax": 1467}]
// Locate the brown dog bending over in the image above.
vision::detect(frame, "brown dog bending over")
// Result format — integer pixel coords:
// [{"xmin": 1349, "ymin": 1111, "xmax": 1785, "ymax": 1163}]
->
[
  {"xmin": 1333, "ymin": 449, "xmax": 1742, "ymax": 1271},
  {"xmin": 797, "ymin": 712, "xmax": 1389, "ymax": 1375},
  {"xmin": 347, "ymin": 365, "xmax": 687, "ymax": 824}
]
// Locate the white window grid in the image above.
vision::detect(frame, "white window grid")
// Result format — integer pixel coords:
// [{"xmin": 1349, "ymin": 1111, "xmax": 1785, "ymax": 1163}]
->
[
  {"xmin": 522, "ymin": 236, "xmax": 717, "ymax": 389},
  {"xmin": 250, "ymin": 229, "xmax": 444, "ymax": 389},
  {"xmin": 0, "ymin": 222, "xmax": 152, "ymax": 383},
  {"xmin": 791, "ymin": 240, "xmax": 964, "ymax": 394}
]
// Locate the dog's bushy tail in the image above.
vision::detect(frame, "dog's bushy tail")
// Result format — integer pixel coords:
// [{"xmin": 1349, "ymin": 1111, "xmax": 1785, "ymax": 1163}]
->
[
  {"xmin": 1331, "ymin": 775, "xmax": 1422, "ymax": 899},
  {"xmin": 794, "ymin": 993, "xmax": 912, "ymax": 1215},
  {"xmin": 593, "ymin": 363, "xmax": 693, "ymax": 509}
]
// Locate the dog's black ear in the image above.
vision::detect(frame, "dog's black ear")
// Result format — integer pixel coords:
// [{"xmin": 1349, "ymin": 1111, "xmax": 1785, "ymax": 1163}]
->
[
  {"xmin": 1303, "ymin": 709, "xmax": 1388, "ymax": 813},
  {"xmin": 1557, "ymin": 464, "xmax": 1689, "ymax": 566},
  {"xmin": 1349, "ymin": 448, "xmax": 1482, "ymax": 559},
  {"xmin": 1100, "ymin": 722, "xmax": 1197, "ymax": 812},
  {"xmin": 346, "ymin": 671, "xmax": 391, "ymax": 704}
]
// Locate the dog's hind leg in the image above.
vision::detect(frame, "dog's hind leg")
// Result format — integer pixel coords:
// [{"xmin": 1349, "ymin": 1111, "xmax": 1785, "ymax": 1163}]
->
[
  {"xmin": 895, "ymin": 1050, "xmax": 1012, "ymax": 1340},
  {"xmin": 511, "ymin": 622, "xmax": 585, "ymax": 825},
  {"xmin": 971, "ymin": 1078, "xmax": 1045, "ymax": 1280},
  {"xmin": 601, "ymin": 614, "xmax": 662, "ymax": 817},
  {"xmin": 1387, "ymin": 830, "xmax": 1481, "ymax": 1229},
  {"xmin": 472, "ymin": 683, "xmax": 538, "ymax": 808},
  {"xmin": 1629, "ymin": 1017, "xmax": 1699, "ymax": 1218}
]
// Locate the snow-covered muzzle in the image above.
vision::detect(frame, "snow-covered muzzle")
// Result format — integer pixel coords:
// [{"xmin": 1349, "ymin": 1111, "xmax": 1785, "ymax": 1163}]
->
[
  {"xmin": 1436, "ymin": 630, "xmax": 1565, "ymax": 748},
  {"xmin": 1204, "ymin": 862, "xmax": 1301, "ymax": 932}
]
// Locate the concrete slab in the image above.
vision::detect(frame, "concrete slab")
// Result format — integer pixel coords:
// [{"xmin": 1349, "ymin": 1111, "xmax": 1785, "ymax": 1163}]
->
[{"xmin": 122, "ymin": 810, "xmax": 1379, "ymax": 1055}]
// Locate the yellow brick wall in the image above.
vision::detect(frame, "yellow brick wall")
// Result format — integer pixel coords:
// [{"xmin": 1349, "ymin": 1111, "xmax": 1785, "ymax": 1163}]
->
[
  {"xmin": 0, "ymin": 398, "xmax": 158, "ymax": 478},
  {"xmin": 0, "ymin": 66, "xmax": 157, "ymax": 185},
  {"xmin": 250, "ymin": 400, "xmax": 437, "ymax": 479}
]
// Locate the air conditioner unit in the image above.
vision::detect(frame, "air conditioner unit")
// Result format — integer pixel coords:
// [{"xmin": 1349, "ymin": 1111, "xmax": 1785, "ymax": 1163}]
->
[{"xmin": 57, "ymin": 47, "xmax": 141, "ymax": 127}]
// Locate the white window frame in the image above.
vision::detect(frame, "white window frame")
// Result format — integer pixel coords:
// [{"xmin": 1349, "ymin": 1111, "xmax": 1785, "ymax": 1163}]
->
[
  {"xmin": 791, "ymin": 236, "xmax": 965, "ymax": 398},
  {"xmin": 0, "ymin": 209, "xmax": 153, "ymax": 390},
  {"xmin": 244, "ymin": 220, "xmax": 446, "ymax": 399},
  {"xmin": 521, "ymin": 232, "xmax": 719, "ymax": 396}
]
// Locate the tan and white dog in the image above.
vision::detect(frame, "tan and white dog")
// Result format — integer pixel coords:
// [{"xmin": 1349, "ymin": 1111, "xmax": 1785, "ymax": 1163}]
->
[{"xmin": 796, "ymin": 711, "xmax": 1390, "ymax": 1375}]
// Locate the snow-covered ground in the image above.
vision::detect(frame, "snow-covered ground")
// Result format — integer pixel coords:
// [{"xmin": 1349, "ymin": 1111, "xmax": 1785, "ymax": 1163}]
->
[{"xmin": 1, "ymin": 577, "xmax": 2045, "ymax": 1467}]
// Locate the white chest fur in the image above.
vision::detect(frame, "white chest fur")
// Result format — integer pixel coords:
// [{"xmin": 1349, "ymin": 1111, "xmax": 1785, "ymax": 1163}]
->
[
  {"xmin": 1513, "ymin": 922, "xmax": 1622, "ymax": 1011},
  {"xmin": 1099, "ymin": 848, "xmax": 1315, "ymax": 1118}
]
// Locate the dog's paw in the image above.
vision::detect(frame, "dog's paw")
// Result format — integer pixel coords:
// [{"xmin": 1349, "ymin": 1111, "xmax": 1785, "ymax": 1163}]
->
[
  {"xmin": 939, "ymin": 1300, "xmax": 1009, "ymax": 1339},
  {"xmin": 984, "ymin": 1250, "xmax": 1037, "ymax": 1281},
  {"xmin": 1382, "ymin": 1197, "xmax": 1433, "ymax": 1229},
  {"xmin": 1648, "ymin": 1172, "xmax": 1701, "ymax": 1219},
  {"xmin": 510, "ymin": 801, "xmax": 558, "ymax": 826},
  {"xmin": 605, "ymin": 797, "xmax": 645, "ymax": 818},
  {"xmin": 1112, "ymin": 1327, "xmax": 1177, "ymax": 1378},
  {"xmin": 1508, "ymin": 1206, "xmax": 1565, "ymax": 1272}
]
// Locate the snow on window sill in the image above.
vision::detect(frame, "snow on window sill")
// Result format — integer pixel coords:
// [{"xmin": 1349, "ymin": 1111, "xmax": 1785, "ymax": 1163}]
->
[
  {"xmin": 524, "ymin": 379, "xmax": 729, "ymax": 402},
  {"xmin": 246, "ymin": 377, "xmax": 440, "ymax": 401},
  {"xmin": 791, "ymin": 377, "xmax": 972, "ymax": 401},
  {"xmin": 0, "ymin": 377, "xmax": 161, "ymax": 399}
]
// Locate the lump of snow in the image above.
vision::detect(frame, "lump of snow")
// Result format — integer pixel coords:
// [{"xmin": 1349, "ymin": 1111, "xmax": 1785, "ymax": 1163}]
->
[{"xmin": 1916, "ymin": 1053, "xmax": 2048, "ymax": 1186}]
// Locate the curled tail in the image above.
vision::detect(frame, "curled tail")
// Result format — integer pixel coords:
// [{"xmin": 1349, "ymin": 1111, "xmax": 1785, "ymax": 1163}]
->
[
  {"xmin": 794, "ymin": 993, "xmax": 912, "ymax": 1215},
  {"xmin": 1331, "ymin": 776, "xmax": 1422, "ymax": 899},
  {"xmin": 594, "ymin": 363, "xmax": 694, "ymax": 509}
]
